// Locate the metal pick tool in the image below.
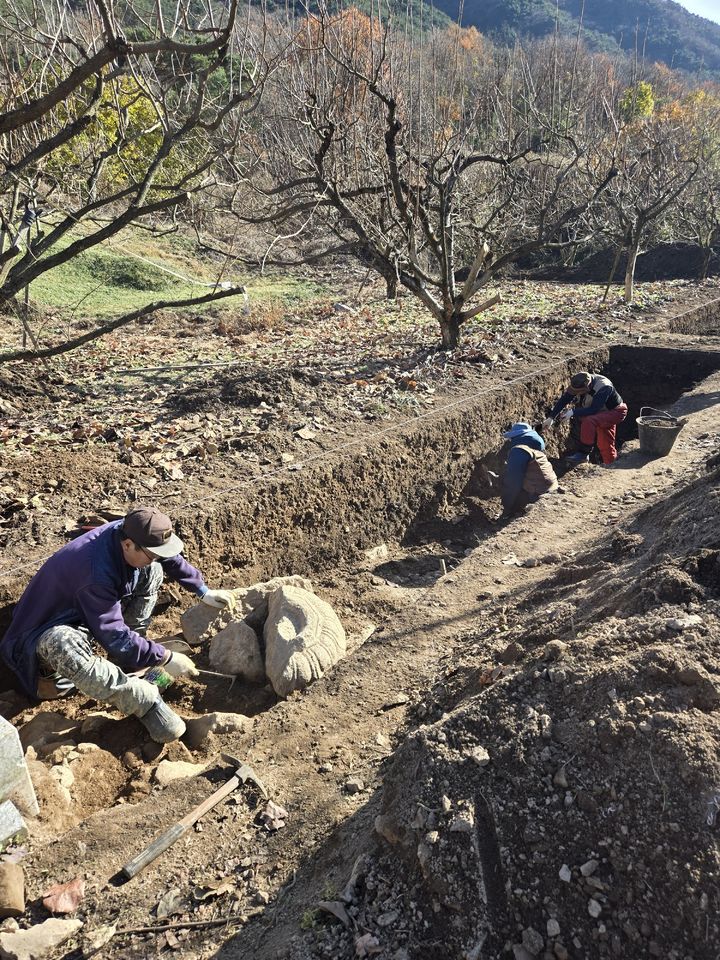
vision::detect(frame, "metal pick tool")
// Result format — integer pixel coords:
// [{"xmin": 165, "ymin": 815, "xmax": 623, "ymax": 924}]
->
[{"xmin": 196, "ymin": 667, "xmax": 238, "ymax": 692}]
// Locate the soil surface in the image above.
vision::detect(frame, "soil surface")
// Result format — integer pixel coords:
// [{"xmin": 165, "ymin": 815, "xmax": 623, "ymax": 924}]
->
[
  {"xmin": 1, "ymin": 275, "xmax": 718, "ymax": 591},
  {"xmin": 1, "ymin": 278, "xmax": 720, "ymax": 960}
]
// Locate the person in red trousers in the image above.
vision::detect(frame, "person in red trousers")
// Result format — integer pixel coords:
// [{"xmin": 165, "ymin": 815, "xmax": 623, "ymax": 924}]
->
[{"xmin": 542, "ymin": 371, "xmax": 628, "ymax": 464}]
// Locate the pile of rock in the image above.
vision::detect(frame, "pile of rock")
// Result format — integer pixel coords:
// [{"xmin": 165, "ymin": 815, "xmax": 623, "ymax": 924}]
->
[{"xmin": 181, "ymin": 576, "xmax": 347, "ymax": 697}]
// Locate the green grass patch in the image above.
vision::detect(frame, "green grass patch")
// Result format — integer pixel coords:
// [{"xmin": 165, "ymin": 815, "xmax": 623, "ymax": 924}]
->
[
  {"xmin": 30, "ymin": 238, "xmax": 195, "ymax": 315},
  {"xmin": 27, "ymin": 228, "xmax": 329, "ymax": 319},
  {"xmin": 80, "ymin": 251, "xmax": 172, "ymax": 292}
]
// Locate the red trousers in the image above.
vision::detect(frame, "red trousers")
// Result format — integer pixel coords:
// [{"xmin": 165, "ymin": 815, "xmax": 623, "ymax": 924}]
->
[{"xmin": 579, "ymin": 404, "xmax": 628, "ymax": 463}]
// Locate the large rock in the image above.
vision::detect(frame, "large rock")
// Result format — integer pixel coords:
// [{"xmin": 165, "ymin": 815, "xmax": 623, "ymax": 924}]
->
[
  {"xmin": 264, "ymin": 586, "xmax": 346, "ymax": 697},
  {"xmin": 209, "ymin": 622, "xmax": 265, "ymax": 683},
  {"xmin": 180, "ymin": 603, "xmax": 228, "ymax": 647},
  {"xmin": 183, "ymin": 712, "xmax": 251, "ymax": 750},
  {"xmin": 240, "ymin": 576, "xmax": 313, "ymax": 615},
  {"xmin": 181, "ymin": 576, "xmax": 313, "ymax": 645},
  {"xmin": 154, "ymin": 760, "xmax": 207, "ymax": 786},
  {"xmin": 1, "ymin": 718, "xmax": 39, "ymax": 817},
  {"xmin": 0, "ymin": 862, "xmax": 25, "ymax": 919},
  {"xmin": 18, "ymin": 713, "xmax": 79, "ymax": 753},
  {"xmin": 0, "ymin": 918, "xmax": 82, "ymax": 959}
]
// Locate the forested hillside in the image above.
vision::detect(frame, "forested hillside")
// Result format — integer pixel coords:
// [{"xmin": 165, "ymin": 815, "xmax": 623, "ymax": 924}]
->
[{"xmin": 431, "ymin": 0, "xmax": 720, "ymax": 75}]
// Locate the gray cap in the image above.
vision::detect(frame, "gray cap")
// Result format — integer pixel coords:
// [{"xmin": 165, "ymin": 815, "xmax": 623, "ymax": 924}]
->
[{"xmin": 569, "ymin": 371, "xmax": 592, "ymax": 393}]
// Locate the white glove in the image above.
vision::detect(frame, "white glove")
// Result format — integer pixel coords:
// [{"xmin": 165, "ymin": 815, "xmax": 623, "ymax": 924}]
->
[
  {"xmin": 201, "ymin": 588, "xmax": 236, "ymax": 611},
  {"xmin": 560, "ymin": 407, "xmax": 574, "ymax": 420},
  {"xmin": 163, "ymin": 651, "xmax": 199, "ymax": 678},
  {"xmin": 541, "ymin": 417, "xmax": 554, "ymax": 431}
]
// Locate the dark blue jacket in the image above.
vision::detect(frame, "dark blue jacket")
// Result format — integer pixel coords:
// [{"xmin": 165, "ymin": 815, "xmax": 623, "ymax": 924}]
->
[
  {"xmin": 502, "ymin": 427, "xmax": 545, "ymax": 512},
  {"xmin": 550, "ymin": 374, "xmax": 623, "ymax": 420},
  {"xmin": 0, "ymin": 521, "xmax": 207, "ymax": 697}
]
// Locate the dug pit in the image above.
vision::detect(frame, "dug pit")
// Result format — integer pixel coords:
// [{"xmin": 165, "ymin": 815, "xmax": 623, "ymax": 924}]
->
[
  {"xmin": 95, "ymin": 342, "xmax": 720, "ymax": 595},
  {"xmin": 3, "ymin": 335, "xmax": 720, "ymax": 959}
]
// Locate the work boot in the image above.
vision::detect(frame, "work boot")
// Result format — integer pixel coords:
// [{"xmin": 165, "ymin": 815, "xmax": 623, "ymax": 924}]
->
[
  {"xmin": 564, "ymin": 451, "xmax": 589, "ymax": 464},
  {"xmin": 140, "ymin": 698, "xmax": 186, "ymax": 743}
]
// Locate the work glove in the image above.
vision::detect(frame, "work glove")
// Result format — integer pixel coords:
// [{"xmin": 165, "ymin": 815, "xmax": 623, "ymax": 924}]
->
[
  {"xmin": 541, "ymin": 416, "xmax": 554, "ymax": 431},
  {"xmin": 559, "ymin": 407, "xmax": 574, "ymax": 421},
  {"xmin": 162, "ymin": 651, "xmax": 199, "ymax": 678},
  {"xmin": 201, "ymin": 588, "xmax": 236, "ymax": 611}
]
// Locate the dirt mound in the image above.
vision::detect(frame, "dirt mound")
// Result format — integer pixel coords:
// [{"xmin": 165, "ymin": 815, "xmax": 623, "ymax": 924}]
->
[
  {"xmin": 166, "ymin": 367, "xmax": 329, "ymax": 416},
  {"xmin": 570, "ymin": 243, "xmax": 719, "ymax": 284},
  {"xmin": 298, "ymin": 466, "xmax": 720, "ymax": 960},
  {"xmin": 529, "ymin": 243, "xmax": 720, "ymax": 284},
  {"xmin": 520, "ymin": 466, "xmax": 720, "ymax": 628}
]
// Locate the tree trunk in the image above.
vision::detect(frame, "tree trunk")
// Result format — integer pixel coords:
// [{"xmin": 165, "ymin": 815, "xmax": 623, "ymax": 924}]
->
[
  {"xmin": 385, "ymin": 273, "xmax": 398, "ymax": 299},
  {"xmin": 602, "ymin": 244, "xmax": 624, "ymax": 303},
  {"xmin": 440, "ymin": 314, "xmax": 461, "ymax": 349},
  {"xmin": 700, "ymin": 245, "xmax": 712, "ymax": 281},
  {"xmin": 624, "ymin": 242, "xmax": 640, "ymax": 304}
]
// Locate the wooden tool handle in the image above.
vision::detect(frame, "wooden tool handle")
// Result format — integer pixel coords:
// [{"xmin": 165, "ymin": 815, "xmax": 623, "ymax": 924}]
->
[
  {"xmin": 177, "ymin": 775, "xmax": 240, "ymax": 827},
  {"xmin": 121, "ymin": 775, "xmax": 240, "ymax": 880},
  {"xmin": 121, "ymin": 823, "xmax": 188, "ymax": 879}
]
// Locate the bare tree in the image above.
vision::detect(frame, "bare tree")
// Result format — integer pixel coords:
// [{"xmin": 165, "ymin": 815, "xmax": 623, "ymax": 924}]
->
[
  {"xmin": 597, "ymin": 88, "xmax": 700, "ymax": 303},
  {"xmin": 674, "ymin": 91, "xmax": 720, "ymax": 280},
  {"xmin": 233, "ymin": 5, "xmax": 616, "ymax": 349},
  {"xmin": 0, "ymin": 0, "xmax": 269, "ymax": 360}
]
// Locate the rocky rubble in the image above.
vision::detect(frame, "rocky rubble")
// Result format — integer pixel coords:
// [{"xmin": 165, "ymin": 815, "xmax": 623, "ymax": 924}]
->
[{"xmin": 297, "ymin": 467, "xmax": 720, "ymax": 959}]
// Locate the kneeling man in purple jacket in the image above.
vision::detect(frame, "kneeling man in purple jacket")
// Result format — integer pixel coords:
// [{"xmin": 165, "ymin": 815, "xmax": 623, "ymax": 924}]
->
[{"xmin": 1, "ymin": 506, "xmax": 234, "ymax": 742}]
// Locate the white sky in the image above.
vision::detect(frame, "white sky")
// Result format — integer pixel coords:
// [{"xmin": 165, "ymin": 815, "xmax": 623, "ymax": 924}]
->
[{"xmin": 675, "ymin": 0, "xmax": 720, "ymax": 25}]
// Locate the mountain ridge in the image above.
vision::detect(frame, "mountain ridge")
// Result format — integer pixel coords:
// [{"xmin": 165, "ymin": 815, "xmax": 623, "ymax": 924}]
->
[{"xmin": 431, "ymin": 0, "xmax": 720, "ymax": 76}]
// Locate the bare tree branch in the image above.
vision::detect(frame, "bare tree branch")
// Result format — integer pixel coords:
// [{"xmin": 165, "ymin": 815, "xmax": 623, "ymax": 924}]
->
[{"xmin": 0, "ymin": 285, "xmax": 244, "ymax": 363}]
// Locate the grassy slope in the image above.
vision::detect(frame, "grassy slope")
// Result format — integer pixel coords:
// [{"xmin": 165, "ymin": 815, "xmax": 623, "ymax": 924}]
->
[{"xmin": 28, "ymin": 228, "xmax": 326, "ymax": 319}]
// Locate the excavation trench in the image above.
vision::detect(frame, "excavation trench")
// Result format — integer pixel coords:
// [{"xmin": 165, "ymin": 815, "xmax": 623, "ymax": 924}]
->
[
  {"xmin": 4, "ymin": 337, "xmax": 720, "ymax": 959},
  {"xmin": 0, "ymin": 345, "xmax": 720, "ymax": 713},
  {"xmin": 171, "ymin": 342, "xmax": 720, "ymax": 587},
  {"xmin": 2, "ymin": 342, "xmax": 718, "ymax": 701}
]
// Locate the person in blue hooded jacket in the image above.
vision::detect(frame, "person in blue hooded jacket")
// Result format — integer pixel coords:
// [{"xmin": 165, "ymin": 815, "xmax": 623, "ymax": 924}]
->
[
  {"xmin": 0, "ymin": 505, "xmax": 235, "ymax": 743},
  {"xmin": 500, "ymin": 422, "xmax": 559, "ymax": 519}
]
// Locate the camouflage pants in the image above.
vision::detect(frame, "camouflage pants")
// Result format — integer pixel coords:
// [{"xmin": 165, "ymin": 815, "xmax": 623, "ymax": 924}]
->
[{"xmin": 35, "ymin": 563, "xmax": 164, "ymax": 717}]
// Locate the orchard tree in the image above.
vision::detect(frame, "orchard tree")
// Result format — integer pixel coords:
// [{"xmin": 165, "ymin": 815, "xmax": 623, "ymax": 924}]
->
[
  {"xmin": 0, "ymin": 0, "xmax": 269, "ymax": 361},
  {"xmin": 674, "ymin": 90, "xmax": 720, "ymax": 280},
  {"xmin": 598, "ymin": 83, "xmax": 699, "ymax": 303},
  {"xmin": 234, "ymin": 5, "xmax": 617, "ymax": 349}
]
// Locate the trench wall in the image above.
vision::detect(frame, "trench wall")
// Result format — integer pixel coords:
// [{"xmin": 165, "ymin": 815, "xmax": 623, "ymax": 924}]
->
[
  {"xmin": 668, "ymin": 298, "xmax": 720, "ymax": 335},
  {"xmin": 178, "ymin": 350, "xmax": 609, "ymax": 584},
  {"xmin": 182, "ymin": 342, "xmax": 720, "ymax": 585}
]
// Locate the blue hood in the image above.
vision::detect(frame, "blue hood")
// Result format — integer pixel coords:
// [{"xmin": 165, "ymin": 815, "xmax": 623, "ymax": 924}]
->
[{"xmin": 507, "ymin": 427, "xmax": 545, "ymax": 451}]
